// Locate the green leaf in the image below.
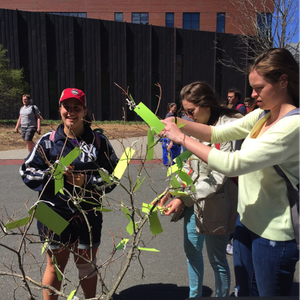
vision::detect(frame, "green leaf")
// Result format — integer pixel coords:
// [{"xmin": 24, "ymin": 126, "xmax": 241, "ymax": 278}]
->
[
  {"xmin": 116, "ymin": 238, "xmax": 129, "ymax": 250},
  {"xmin": 52, "ymin": 255, "xmax": 62, "ymax": 281},
  {"xmin": 129, "ymin": 94, "xmax": 136, "ymax": 104},
  {"xmin": 5, "ymin": 216, "xmax": 29, "ymax": 230},
  {"xmin": 98, "ymin": 169, "xmax": 112, "ymax": 184},
  {"xmin": 146, "ymin": 128, "xmax": 154, "ymax": 162},
  {"xmin": 133, "ymin": 176, "xmax": 146, "ymax": 193},
  {"xmin": 126, "ymin": 220, "xmax": 138, "ymax": 235},
  {"xmin": 67, "ymin": 290, "xmax": 76, "ymax": 300},
  {"xmin": 170, "ymin": 175, "xmax": 181, "ymax": 188}
]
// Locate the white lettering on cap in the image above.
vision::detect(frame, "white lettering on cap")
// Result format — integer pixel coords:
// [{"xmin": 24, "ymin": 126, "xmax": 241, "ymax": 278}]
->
[{"xmin": 72, "ymin": 89, "xmax": 79, "ymax": 95}]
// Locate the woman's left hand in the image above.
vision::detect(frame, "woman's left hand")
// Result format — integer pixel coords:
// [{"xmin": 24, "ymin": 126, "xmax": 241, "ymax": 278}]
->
[{"xmin": 164, "ymin": 198, "xmax": 184, "ymax": 216}]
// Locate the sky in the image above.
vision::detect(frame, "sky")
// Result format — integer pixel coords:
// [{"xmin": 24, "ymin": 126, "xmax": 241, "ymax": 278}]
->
[{"xmin": 276, "ymin": 0, "xmax": 299, "ymax": 44}]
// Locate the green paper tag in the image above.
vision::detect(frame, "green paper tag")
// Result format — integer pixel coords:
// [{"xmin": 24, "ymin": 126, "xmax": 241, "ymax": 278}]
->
[
  {"xmin": 136, "ymin": 247, "xmax": 160, "ymax": 252},
  {"xmin": 52, "ymin": 147, "xmax": 82, "ymax": 195},
  {"xmin": 113, "ymin": 148, "xmax": 135, "ymax": 179},
  {"xmin": 149, "ymin": 211, "xmax": 163, "ymax": 236},
  {"xmin": 35, "ymin": 202, "xmax": 69, "ymax": 235},
  {"xmin": 134, "ymin": 102, "xmax": 165, "ymax": 134},
  {"xmin": 60, "ymin": 147, "xmax": 82, "ymax": 167}
]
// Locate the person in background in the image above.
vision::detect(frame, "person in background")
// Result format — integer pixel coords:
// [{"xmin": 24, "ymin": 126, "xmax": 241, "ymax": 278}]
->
[
  {"xmin": 227, "ymin": 88, "xmax": 247, "ymax": 115},
  {"xmin": 162, "ymin": 102, "xmax": 181, "ymax": 164},
  {"xmin": 15, "ymin": 94, "xmax": 41, "ymax": 152},
  {"xmin": 244, "ymin": 97, "xmax": 252, "ymax": 114},
  {"xmin": 20, "ymin": 88, "xmax": 118, "ymax": 300},
  {"xmin": 160, "ymin": 81, "xmax": 241, "ymax": 298},
  {"xmin": 161, "ymin": 48, "xmax": 299, "ymax": 297},
  {"xmin": 165, "ymin": 102, "xmax": 177, "ymax": 118}
]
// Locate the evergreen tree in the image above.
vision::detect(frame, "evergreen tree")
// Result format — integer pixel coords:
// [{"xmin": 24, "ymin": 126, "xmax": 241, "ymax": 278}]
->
[{"xmin": 0, "ymin": 44, "xmax": 29, "ymax": 119}]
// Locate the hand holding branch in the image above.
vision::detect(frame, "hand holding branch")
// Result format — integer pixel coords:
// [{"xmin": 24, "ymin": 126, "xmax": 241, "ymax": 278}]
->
[{"xmin": 64, "ymin": 164, "xmax": 85, "ymax": 187}]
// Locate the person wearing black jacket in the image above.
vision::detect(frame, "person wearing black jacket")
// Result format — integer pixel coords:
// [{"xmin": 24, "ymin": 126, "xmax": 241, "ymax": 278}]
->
[{"xmin": 20, "ymin": 88, "xmax": 118, "ymax": 300}]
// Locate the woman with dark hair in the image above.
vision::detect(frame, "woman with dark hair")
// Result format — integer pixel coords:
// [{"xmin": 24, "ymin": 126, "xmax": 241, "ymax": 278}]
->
[
  {"xmin": 162, "ymin": 48, "xmax": 299, "ymax": 297},
  {"xmin": 20, "ymin": 88, "xmax": 118, "ymax": 300},
  {"xmin": 159, "ymin": 81, "xmax": 241, "ymax": 297},
  {"xmin": 165, "ymin": 102, "xmax": 177, "ymax": 118}
]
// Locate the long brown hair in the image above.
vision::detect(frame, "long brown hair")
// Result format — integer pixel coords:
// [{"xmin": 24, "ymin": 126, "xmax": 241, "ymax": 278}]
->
[
  {"xmin": 180, "ymin": 81, "xmax": 241, "ymax": 125},
  {"xmin": 248, "ymin": 48, "xmax": 299, "ymax": 107}
]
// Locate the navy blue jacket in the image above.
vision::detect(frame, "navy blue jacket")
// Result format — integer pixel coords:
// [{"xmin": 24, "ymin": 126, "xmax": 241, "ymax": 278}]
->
[{"xmin": 20, "ymin": 124, "xmax": 118, "ymax": 218}]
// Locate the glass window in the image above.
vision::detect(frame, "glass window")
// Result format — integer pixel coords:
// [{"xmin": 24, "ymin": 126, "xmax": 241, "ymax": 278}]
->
[
  {"xmin": 132, "ymin": 13, "xmax": 149, "ymax": 25},
  {"xmin": 115, "ymin": 13, "xmax": 123, "ymax": 22},
  {"xmin": 166, "ymin": 13, "xmax": 174, "ymax": 28},
  {"xmin": 257, "ymin": 13, "xmax": 272, "ymax": 37},
  {"xmin": 217, "ymin": 13, "xmax": 225, "ymax": 33},
  {"xmin": 183, "ymin": 13, "xmax": 199, "ymax": 30}
]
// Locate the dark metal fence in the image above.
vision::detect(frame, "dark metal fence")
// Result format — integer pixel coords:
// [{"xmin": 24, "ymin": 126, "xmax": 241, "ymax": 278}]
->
[{"xmin": 0, "ymin": 8, "xmax": 248, "ymax": 120}]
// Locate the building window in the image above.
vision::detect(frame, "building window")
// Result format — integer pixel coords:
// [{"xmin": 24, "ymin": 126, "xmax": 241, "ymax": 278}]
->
[
  {"xmin": 166, "ymin": 13, "xmax": 174, "ymax": 28},
  {"xmin": 257, "ymin": 13, "xmax": 272, "ymax": 37},
  {"xmin": 183, "ymin": 13, "xmax": 199, "ymax": 30},
  {"xmin": 132, "ymin": 13, "xmax": 149, "ymax": 25},
  {"xmin": 217, "ymin": 13, "xmax": 225, "ymax": 33},
  {"xmin": 115, "ymin": 13, "xmax": 123, "ymax": 22},
  {"xmin": 48, "ymin": 12, "xmax": 87, "ymax": 18}
]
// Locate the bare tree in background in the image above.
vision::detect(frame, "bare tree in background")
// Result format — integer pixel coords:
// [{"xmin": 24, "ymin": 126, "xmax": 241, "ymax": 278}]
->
[{"xmin": 218, "ymin": 0, "xmax": 299, "ymax": 72}]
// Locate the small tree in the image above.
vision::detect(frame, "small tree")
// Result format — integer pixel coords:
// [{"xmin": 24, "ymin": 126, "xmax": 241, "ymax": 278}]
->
[
  {"xmin": 218, "ymin": 0, "xmax": 299, "ymax": 71},
  {"xmin": 0, "ymin": 44, "xmax": 29, "ymax": 119}
]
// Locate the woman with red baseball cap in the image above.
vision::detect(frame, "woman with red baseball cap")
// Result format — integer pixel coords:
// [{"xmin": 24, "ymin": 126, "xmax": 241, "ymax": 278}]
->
[{"xmin": 20, "ymin": 88, "xmax": 118, "ymax": 299}]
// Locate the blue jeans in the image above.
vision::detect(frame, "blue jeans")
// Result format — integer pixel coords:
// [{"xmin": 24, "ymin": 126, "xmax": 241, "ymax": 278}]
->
[
  {"xmin": 184, "ymin": 206, "xmax": 230, "ymax": 297},
  {"xmin": 233, "ymin": 216, "xmax": 299, "ymax": 296}
]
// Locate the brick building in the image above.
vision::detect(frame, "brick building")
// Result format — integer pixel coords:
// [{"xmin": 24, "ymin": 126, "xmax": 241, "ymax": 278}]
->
[
  {"xmin": 0, "ymin": 0, "xmax": 273, "ymax": 34},
  {"xmin": 0, "ymin": 2, "xmax": 273, "ymax": 120}
]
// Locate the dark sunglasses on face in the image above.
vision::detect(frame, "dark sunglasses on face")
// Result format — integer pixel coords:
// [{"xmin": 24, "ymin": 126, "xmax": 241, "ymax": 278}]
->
[{"xmin": 184, "ymin": 106, "xmax": 200, "ymax": 116}]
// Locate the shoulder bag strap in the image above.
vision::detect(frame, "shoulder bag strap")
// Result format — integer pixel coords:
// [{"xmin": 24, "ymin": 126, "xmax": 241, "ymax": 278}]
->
[{"xmin": 273, "ymin": 165, "xmax": 299, "ymax": 249}]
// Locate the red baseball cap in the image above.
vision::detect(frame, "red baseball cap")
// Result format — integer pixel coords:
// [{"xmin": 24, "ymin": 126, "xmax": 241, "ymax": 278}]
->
[{"xmin": 59, "ymin": 88, "xmax": 86, "ymax": 107}]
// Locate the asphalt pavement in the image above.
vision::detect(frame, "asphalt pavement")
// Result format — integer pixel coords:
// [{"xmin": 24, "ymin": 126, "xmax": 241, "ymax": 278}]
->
[{"xmin": 0, "ymin": 138, "xmax": 298, "ymax": 299}]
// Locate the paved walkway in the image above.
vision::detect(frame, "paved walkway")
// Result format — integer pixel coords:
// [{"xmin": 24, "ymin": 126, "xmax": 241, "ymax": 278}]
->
[{"xmin": 0, "ymin": 136, "xmax": 163, "ymax": 164}]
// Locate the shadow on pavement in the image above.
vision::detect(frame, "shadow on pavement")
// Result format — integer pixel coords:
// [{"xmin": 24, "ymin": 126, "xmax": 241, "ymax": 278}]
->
[{"xmin": 113, "ymin": 283, "xmax": 212, "ymax": 300}]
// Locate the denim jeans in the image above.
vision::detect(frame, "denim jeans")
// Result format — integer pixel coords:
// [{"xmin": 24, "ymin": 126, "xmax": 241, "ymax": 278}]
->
[
  {"xmin": 233, "ymin": 215, "xmax": 299, "ymax": 296},
  {"xmin": 184, "ymin": 206, "xmax": 230, "ymax": 297}
]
